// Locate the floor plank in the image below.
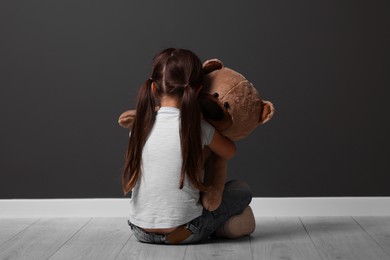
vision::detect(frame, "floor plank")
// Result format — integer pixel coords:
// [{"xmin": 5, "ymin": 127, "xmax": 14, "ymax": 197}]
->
[
  {"xmin": 0, "ymin": 218, "xmax": 91, "ymax": 260},
  {"xmin": 0, "ymin": 218, "xmax": 39, "ymax": 246},
  {"xmin": 354, "ymin": 216, "xmax": 390, "ymax": 256},
  {"xmin": 49, "ymin": 218, "xmax": 130, "ymax": 260},
  {"xmin": 184, "ymin": 236, "xmax": 252, "ymax": 260},
  {"xmin": 116, "ymin": 234, "xmax": 187, "ymax": 260},
  {"xmin": 250, "ymin": 217, "xmax": 322, "ymax": 260},
  {"xmin": 301, "ymin": 216, "xmax": 390, "ymax": 260},
  {"xmin": 2, "ymin": 216, "xmax": 390, "ymax": 259}
]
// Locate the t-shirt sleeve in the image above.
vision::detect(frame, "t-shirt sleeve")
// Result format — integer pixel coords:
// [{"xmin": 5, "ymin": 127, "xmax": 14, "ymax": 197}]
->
[{"xmin": 201, "ymin": 120, "xmax": 215, "ymax": 146}]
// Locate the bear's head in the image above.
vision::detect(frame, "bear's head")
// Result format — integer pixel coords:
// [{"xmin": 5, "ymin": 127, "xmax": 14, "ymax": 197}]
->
[{"xmin": 199, "ymin": 59, "xmax": 274, "ymax": 141}]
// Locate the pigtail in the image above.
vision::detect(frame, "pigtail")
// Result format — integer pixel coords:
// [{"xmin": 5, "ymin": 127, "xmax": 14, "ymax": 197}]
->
[
  {"xmin": 122, "ymin": 79, "xmax": 156, "ymax": 195},
  {"xmin": 180, "ymin": 85, "xmax": 209, "ymax": 192}
]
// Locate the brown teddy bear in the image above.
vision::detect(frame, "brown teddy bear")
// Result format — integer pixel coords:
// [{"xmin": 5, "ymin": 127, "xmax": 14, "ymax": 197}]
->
[{"xmin": 118, "ymin": 59, "xmax": 274, "ymax": 211}]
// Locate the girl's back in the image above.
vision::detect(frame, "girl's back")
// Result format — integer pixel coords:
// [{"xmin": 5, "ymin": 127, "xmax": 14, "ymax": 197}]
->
[{"xmin": 129, "ymin": 106, "xmax": 214, "ymax": 229}]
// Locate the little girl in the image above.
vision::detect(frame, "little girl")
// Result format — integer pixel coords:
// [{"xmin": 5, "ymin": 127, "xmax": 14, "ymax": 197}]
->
[{"xmin": 122, "ymin": 48, "xmax": 254, "ymax": 244}]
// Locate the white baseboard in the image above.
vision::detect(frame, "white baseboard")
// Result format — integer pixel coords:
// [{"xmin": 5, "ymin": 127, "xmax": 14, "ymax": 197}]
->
[{"xmin": 1, "ymin": 197, "xmax": 389, "ymax": 218}]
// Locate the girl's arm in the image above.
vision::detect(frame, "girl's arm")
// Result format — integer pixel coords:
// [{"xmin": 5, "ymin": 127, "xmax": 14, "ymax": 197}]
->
[{"xmin": 207, "ymin": 130, "xmax": 236, "ymax": 160}]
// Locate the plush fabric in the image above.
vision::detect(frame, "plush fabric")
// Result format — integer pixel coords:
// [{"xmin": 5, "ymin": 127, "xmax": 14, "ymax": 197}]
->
[{"xmin": 200, "ymin": 59, "xmax": 274, "ymax": 210}]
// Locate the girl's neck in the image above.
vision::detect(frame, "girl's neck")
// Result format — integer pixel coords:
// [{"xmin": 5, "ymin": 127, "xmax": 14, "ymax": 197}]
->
[{"xmin": 159, "ymin": 96, "xmax": 180, "ymax": 108}]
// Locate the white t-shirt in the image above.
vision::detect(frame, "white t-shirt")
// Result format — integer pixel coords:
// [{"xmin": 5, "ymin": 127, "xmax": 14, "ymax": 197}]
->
[{"xmin": 128, "ymin": 106, "xmax": 215, "ymax": 229}]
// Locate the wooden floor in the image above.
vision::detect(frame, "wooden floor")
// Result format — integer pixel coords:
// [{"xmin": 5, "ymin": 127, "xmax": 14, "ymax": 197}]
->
[{"xmin": 1, "ymin": 217, "xmax": 390, "ymax": 260}]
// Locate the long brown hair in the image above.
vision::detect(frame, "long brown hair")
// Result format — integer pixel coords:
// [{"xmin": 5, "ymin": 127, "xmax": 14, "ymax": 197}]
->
[{"xmin": 122, "ymin": 48, "xmax": 209, "ymax": 195}]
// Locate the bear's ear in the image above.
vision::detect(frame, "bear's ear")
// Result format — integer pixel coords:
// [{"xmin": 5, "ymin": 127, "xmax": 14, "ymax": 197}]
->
[
  {"xmin": 259, "ymin": 100, "xmax": 275, "ymax": 124},
  {"xmin": 203, "ymin": 59, "xmax": 224, "ymax": 74}
]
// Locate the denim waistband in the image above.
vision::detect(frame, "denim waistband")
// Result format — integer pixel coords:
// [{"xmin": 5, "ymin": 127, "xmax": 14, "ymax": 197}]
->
[{"xmin": 127, "ymin": 220, "xmax": 194, "ymax": 244}]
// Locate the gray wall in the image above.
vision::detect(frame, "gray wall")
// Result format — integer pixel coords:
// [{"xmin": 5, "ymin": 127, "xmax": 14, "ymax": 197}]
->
[{"xmin": 1, "ymin": 1, "xmax": 389, "ymax": 199}]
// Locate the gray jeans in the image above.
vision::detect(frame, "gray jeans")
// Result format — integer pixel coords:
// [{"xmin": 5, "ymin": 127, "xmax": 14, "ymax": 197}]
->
[{"xmin": 127, "ymin": 180, "xmax": 252, "ymax": 244}]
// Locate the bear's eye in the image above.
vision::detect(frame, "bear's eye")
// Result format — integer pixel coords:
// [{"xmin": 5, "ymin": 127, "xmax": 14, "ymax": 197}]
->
[
  {"xmin": 224, "ymin": 102, "xmax": 230, "ymax": 109},
  {"xmin": 213, "ymin": 93, "xmax": 219, "ymax": 98}
]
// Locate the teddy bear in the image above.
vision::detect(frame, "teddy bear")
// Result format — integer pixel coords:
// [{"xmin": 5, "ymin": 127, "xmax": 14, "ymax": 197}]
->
[{"xmin": 118, "ymin": 59, "xmax": 274, "ymax": 211}]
